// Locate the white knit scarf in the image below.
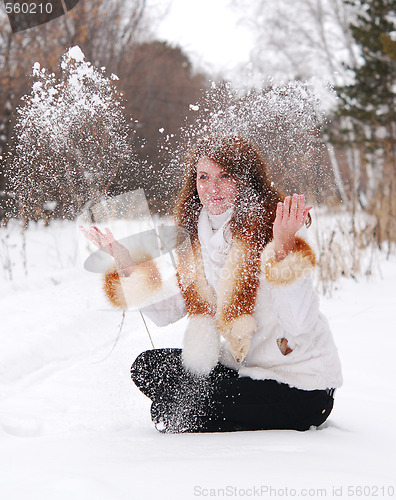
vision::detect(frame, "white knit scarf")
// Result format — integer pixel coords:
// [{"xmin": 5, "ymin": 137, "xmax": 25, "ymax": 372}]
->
[{"xmin": 197, "ymin": 207, "xmax": 233, "ymax": 291}]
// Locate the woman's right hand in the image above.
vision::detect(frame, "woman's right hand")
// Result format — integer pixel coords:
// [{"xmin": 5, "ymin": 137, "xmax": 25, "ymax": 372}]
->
[{"xmin": 79, "ymin": 225, "xmax": 135, "ymax": 274}]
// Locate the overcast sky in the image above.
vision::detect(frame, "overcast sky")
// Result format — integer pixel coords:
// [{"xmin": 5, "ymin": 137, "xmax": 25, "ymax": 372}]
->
[{"xmin": 150, "ymin": 0, "xmax": 254, "ymax": 75}]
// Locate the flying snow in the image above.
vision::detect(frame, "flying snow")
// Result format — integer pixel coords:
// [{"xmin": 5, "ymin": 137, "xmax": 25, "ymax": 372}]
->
[
  {"xmin": 161, "ymin": 80, "xmax": 337, "ymax": 203},
  {"xmin": 7, "ymin": 45, "xmax": 135, "ymax": 221}
]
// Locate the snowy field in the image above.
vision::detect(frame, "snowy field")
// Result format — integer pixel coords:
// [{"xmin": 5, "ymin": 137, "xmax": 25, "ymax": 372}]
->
[{"xmin": 1, "ymin": 217, "xmax": 395, "ymax": 500}]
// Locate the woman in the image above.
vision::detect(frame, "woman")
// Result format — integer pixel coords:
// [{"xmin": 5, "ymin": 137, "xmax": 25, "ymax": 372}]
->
[{"xmin": 82, "ymin": 135, "xmax": 342, "ymax": 433}]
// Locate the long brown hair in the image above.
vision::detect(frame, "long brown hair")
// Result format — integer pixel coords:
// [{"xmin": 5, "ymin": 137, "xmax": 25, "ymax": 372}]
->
[{"xmin": 174, "ymin": 135, "xmax": 308, "ymax": 250}]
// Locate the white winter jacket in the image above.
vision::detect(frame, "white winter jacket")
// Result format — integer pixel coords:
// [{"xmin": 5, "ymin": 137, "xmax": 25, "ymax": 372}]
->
[{"xmin": 104, "ymin": 208, "xmax": 343, "ymax": 391}]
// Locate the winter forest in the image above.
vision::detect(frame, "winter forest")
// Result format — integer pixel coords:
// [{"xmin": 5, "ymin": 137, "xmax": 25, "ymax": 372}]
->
[{"xmin": 0, "ymin": 0, "xmax": 395, "ymax": 499}]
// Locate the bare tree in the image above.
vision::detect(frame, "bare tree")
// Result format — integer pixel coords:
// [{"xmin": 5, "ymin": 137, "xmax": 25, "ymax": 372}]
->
[{"xmin": 232, "ymin": 0, "xmax": 358, "ymax": 85}]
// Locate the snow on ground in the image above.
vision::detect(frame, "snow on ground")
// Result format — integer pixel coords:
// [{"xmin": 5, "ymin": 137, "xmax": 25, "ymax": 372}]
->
[{"xmin": 0, "ymin": 218, "xmax": 395, "ymax": 500}]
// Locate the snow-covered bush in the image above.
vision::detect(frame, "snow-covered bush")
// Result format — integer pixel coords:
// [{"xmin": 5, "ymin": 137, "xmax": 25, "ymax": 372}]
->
[{"xmin": 5, "ymin": 45, "xmax": 135, "ymax": 223}]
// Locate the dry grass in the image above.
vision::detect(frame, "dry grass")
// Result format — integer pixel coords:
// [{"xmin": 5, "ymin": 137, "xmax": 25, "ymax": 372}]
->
[{"xmin": 312, "ymin": 208, "xmax": 382, "ymax": 296}]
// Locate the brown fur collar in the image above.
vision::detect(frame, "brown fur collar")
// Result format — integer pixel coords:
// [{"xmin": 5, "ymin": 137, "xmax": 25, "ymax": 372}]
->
[
  {"xmin": 177, "ymin": 236, "xmax": 261, "ymax": 363},
  {"xmin": 176, "ymin": 235, "xmax": 315, "ymax": 364}
]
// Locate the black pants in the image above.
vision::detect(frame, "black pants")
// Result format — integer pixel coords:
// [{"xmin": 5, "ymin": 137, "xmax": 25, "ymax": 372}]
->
[{"xmin": 130, "ymin": 348, "xmax": 335, "ymax": 433}]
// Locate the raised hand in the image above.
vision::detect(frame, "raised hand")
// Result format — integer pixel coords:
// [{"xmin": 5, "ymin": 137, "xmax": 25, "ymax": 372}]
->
[
  {"xmin": 272, "ymin": 194, "xmax": 312, "ymax": 261},
  {"xmin": 79, "ymin": 225, "xmax": 135, "ymax": 273}
]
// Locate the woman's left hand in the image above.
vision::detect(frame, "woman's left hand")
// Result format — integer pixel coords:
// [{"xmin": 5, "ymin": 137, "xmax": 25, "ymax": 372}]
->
[{"xmin": 272, "ymin": 194, "xmax": 312, "ymax": 261}]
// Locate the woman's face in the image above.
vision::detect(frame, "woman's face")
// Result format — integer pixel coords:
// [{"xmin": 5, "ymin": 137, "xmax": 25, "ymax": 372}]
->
[{"xmin": 196, "ymin": 157, "xmax": 237, "ymax": 215}]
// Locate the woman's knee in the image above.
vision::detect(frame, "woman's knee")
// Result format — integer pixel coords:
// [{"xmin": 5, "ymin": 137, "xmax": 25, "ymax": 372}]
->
[{"xmin": 130, "ymin": 348, "xmax": 183, "ymax": 381}]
